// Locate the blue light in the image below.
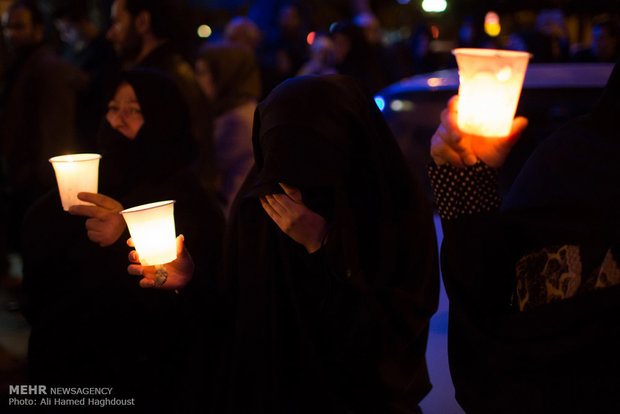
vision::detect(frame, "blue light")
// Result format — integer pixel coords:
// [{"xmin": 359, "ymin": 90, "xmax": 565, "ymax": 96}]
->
[{"xmin": 374, "ymin": 96, "xmax": 386, "ymax": 112}]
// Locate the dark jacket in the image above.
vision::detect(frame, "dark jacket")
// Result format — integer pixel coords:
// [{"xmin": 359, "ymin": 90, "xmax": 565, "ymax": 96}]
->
[
  {"xmin": 22, "ymin": 69, "xmax": 224, "ymax": 411},
  {"xmin": 218, "ymin": 75, "xmax": 439, "ymax": 413}
]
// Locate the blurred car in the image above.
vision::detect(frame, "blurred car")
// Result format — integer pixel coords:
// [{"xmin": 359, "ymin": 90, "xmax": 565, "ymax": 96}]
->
[{"xmin": 376, "ymin": 62, "xmax": 614, "ymax": 198}]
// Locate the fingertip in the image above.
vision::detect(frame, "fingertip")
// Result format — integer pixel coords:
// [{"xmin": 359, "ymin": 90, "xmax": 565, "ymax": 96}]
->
[
  {"xmin": 126, "ymin": 237, "xmax": 134, "ymax": 247},
  {"xmin": 128, "ymin": 250, "xmax": 138, "ymax": 262},
  {"xmin": 139, "ymin": 278, "xmax": 155, "ymax": 288},
  {"xmin": 516, "ymin": 116, "xmax": 529, "ymax": 129}
]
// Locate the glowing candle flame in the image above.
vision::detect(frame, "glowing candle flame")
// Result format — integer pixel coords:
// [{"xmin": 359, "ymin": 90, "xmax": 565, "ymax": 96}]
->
[
  {"xmin": 49, "ymin": 153, "xmax": 101, "ymax": 211},
  {"xmin": 121, "ymin": 200, "xmax": 177, "ymax": 266},
  {"xmin": 453, "ymin": 48, "xmax": 531, "ymax": 138}
]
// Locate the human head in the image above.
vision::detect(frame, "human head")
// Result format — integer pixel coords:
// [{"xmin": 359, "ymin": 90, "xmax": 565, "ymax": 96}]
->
[
  {"xmin": 246, "ymin": 75, "xmax": 425, "ymax": 277},
  {"xmin": 592, "ymin": 18, "xmax": 620, "ymax": 62},
  {"xmin": 106, "ymin": 0, "xmax": 177, "ymax": 60},
  {"xmin": 106, "ymin": 81, "xmax": 144, "ymax": 139},
  {"xmin": 353, "ymin": 12, "xmax": 381, "ymax": 46},
  {"xmin": 52, "ymin": 1, "xmax": 89, "ymax": 45},
  {"xmin": 105, "ymin": 68, "xmax": 190, "ymax": 141},
  {"xmin": 309, "ymin": 33, "xmax": 336, "ymax": 67},
  {"xmin": 278, "ymin": 3, "xmax": 301, "ymax": 36},
  {"xmin": 330, "ymin": 20, "xmax": 368, "ymax": 66},
  {"xmin": 2, "ymin": 0, "xmax": 44, "ymax": 51},
  {"xmin": 98, "ymin": 68, "xmax": 194, "ymax": 196},
  {"xmin": 195, "ymin": 41, "xmax": 261, "ymax": 114},
  {"xmin": 106, "ymin": 0, "xmax": 141, "ymax": 60},
  {"xmin": 224, "ymin": 16, "xmax": 262, "ymax": 50}
]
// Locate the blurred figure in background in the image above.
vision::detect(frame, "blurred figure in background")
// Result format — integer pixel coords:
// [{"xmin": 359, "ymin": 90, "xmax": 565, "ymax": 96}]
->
[
  {"xmin": 353, "ymin": 11, "xmax": 399, "ymax": 84},
  {"xmin": 296, "ymin": 32, "xmax": 337, "ymax": 76},
  {"xmin": 195, "ymin": 41, "xmax": 262, "ymax": 216},
  {"xmin": 224, "ymin": 16, "xmax": 262, "ymax": 52},
  {"xmin": 523, "ymin": 8, "xmax": 570, "ymax": 62},
  {"xmin": 392, "ymin": 22, "xmax": 438, "ymax": 78},
  {"xmin": 331, "ymin": 19, "xmax": 390, "ymax": 94},
  {"xmin": 573, "ymin": 16, "xmax": 620, "ymax": 63},
  {"xmin": 53, "ymin": 1, "xmax": 119, "ymax": 149},
  {"xmin": 106, "ymin": 0, "xmax": 215, "ymax": 190},
  {"xmin": 0, "ymin": 0, "xmax": 85, "ymax": 273},
  {"xmin": 259, "ymin": 2, "xmax": 309, "ymax": 97}
]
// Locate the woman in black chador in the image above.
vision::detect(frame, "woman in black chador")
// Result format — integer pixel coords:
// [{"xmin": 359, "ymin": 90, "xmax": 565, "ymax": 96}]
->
[
  {"xmin": 130, "ymin": 74, "xmax": 439, "ymax": 413},
  {"xmin": 21, "ymin": 68, "xmax": 224, "ymax": 411},
  {"xmin": 429, "ymin": 60, "xmax": 620, "ymax": 412}
]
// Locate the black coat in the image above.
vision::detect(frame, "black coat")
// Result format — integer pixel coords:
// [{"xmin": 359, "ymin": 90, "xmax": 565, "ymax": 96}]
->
[
  {"xmin": 218, "ymin": 75, "xmax": 439, "ymax": 413},
  {"xmin": 21, "ymin": 69, "xmax": 224, "ymax": 411},
  {"xmin": 440, "ymin": 60, "xmax": 620, "ymax": 413}
]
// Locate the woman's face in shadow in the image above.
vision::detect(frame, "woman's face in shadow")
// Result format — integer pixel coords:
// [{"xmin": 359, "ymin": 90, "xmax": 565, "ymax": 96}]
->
[{"xmin": 106, "ymin": 81, "xmax": 144, "ymax": 139}]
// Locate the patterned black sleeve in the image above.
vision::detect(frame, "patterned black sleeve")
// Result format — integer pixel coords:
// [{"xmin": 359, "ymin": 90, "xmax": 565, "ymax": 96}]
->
[{"xmin": 428, "ymin": 161, "xmax": 502, "ymax": 220}]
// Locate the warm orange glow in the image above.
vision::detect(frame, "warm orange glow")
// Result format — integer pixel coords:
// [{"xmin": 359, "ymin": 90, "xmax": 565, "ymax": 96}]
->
[
  {"xmin": 453, "ymin": 48, "xmax": 531, "ymax": 137},
  {"xmin": 427, "ymin": 77, "xmax": 443, "ymax": 87},
  {"xmin": 431, "ymin": 25, "xmax": 439, "ymax": 39},
  {"xmin": 121, "ymin": 201, "xmax": 177, "ymax": 266},
  {"xmin": 306, "ymin": 31, "xmax": 316, "ymax": 45},
  {"xmin": 49, "ymin": 153, "xmax": 101, "ymax": 211}
]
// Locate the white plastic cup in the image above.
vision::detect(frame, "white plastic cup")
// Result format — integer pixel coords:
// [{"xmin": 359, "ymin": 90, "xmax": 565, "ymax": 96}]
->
[
  {"xmin": 452, "ymin": 48, "xmax": 532, "ymax": 138},
  {"xmin": 121, "ymin": 200, "xmax": 177, "ymax": 266},
  {"xmin": 49, "ymin": 153, "xmax": 102, "ymax": 211}
]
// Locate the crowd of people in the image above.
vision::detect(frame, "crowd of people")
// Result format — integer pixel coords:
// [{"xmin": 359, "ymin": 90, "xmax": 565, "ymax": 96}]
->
[{"xmin": 0, "ymin": 0, "xmax": 618, "ymax": 412}]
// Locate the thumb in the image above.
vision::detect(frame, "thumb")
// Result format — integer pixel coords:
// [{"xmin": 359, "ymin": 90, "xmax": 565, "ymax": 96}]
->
[
  {"xmin": 506, "ymin": 116, "xmax": 529, "ymax": 147},
  {"xmin": 176, "ymin": 234, "xmax": 185, "ymax": 256},
  {"xmin": 279, "ymin": 183, "xmax": 303, "ymax": 203}
]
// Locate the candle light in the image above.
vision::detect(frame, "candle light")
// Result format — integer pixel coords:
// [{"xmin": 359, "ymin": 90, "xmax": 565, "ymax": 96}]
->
[
  {"xmin": 120, "ymin": 200, "xmax": 177, "ymax": 267},
  {"xmin": 452, "ymin": 48, "xmax": 531, "ymax": 138},
  {"xmin": 49, "ymin": 153, "xmax": 102, "ymax": 211}
]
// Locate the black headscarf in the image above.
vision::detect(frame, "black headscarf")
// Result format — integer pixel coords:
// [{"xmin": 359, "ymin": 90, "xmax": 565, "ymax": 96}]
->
[
  {"xmin": 221, "ymin": 75, "xmax": 438, "ymax": 413},
  {"xmin": 97, "ymin": 68, "xmax": 196, "ymax": 201}
]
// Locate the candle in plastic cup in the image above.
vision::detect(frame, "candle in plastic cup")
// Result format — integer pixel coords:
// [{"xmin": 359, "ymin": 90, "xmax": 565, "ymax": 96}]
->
[
  {"xmin": 453, "ymin": 48, "xmax": 532, "ymax": 138},
  {"xmin": 121, "ymin": 200, "xmax": 177, "ymax": 266},
  {"xmin": 49, "ymin": 153, "xmax": 102, "ymax": 211}
]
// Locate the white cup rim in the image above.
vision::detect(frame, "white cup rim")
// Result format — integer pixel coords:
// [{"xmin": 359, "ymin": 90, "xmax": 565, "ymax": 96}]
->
[
  {"xmin": 121, "ymin": 200, "xmax": 176, "ymax": 215},
  {"xmin": 452, "ymin": 48, "xmax": 532, "ymax": 59},
  {"xmin": 49, "ymin": 153, "xmax": 102, "ymax": 163}
]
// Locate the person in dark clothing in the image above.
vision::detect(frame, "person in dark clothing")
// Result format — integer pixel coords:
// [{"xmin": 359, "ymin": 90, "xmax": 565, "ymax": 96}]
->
[
  {"xmin": 573, "ymin": 17, "xmax": 620, "ymax": 63},
  {"xmin": 129, "ymin": 74, "xmax": 439, "ymax": 413},
  {"xmin": 53, "ymin": 1, "xmax": 120, "ymax": 149},
  {"xmin": 0, "ymin": 0, "xmax": 85, "ymax": 262},
  {"xmin": 428, "ymin": 60, "xmax": 620, "ymax": 412},
  {"xmin": 106, "ymin": 0, "xmax": 215, "ymax": 189},
  {"xmin": 258, "ymin": 3, "xmax": 310, "ymax": 98},
  {"xmin": 22, "ymin": 68, "xmax": 224, "ymax": 411},
  {"xmin": 330, "ymin": 20, "xmax": 392, "ymax": 95},
  {"xmin": 195, "ymin": 41, "xmax": 262, "ymax": 216}
]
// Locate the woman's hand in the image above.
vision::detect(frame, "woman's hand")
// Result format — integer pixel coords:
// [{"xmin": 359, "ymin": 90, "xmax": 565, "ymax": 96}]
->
[
  {"xmin": 127, "ymin": 235, "xmax": 195, "ymax": 290},
  {"xmin": 68, "ymin": 192, "xmax": 126, "ymax": 247},
  {"xmin": 431, "ymin": 95, "xmax": 529, "ymax": 169},
  {"xmin": 260, "ymin": 183, "xmax": 328, "ymax": 254}
]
